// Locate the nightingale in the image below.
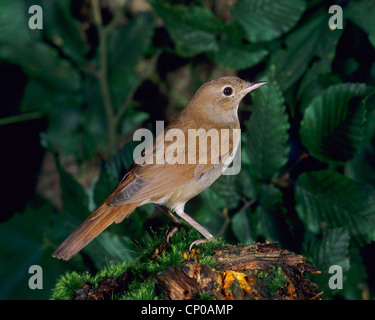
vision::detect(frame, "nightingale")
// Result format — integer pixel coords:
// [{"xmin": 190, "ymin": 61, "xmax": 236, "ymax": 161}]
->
[{"xmin": 52, "ymin": 76, "xmax": 266, "ymax": 260}]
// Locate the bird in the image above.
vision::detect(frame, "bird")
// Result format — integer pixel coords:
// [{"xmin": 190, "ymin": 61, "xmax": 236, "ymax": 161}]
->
[{"xmin": 52, "ymin": 76, "xmax": 266, "ymax": 260}]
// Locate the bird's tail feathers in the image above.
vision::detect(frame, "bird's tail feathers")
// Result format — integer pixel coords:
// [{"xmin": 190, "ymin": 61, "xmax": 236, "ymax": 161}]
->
[{"xmin": 52, "ymin": 201, "xmax": 138, "ymax": 260}]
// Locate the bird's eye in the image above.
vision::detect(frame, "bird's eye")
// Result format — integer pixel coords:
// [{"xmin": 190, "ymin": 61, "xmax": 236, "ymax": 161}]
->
[{"xmin": 223, "ymin": 86, "xmax": 233, "ymax": 96}]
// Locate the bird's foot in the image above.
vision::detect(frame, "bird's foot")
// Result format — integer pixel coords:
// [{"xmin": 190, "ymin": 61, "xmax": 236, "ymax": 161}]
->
[
  {"xmin": 151, "ymin": 225, "xmax": 180, "ymax": 259},
  {"xmin": 166, "ymin": 225, "xmax": 180, "ymax": 243},
  {"xmin": 189, "ymin": 237, "xmax": 213, "ymax": 251}
]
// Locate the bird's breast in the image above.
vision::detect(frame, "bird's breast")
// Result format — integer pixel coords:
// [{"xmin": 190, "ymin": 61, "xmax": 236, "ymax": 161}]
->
[{"xmin": 160, "ymin": 130, "xmax": 241, "ymax": 212}]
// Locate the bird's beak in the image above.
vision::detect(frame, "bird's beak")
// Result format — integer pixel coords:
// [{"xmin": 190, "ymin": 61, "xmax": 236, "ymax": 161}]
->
[{"xmin": 240, "ymin": 81, "xmax": 267, "ymax": 95}]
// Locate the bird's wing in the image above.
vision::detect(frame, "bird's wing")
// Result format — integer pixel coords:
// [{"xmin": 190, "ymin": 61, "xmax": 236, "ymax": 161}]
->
[{"xmin": 109, "ymin": 128, "xmax": 237, "ymax": 206}]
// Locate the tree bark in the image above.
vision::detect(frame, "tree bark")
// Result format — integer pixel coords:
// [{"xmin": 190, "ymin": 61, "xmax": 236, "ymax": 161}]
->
[{"xmin": 156, "ymin": 242, "xmax": 322, "ymax": 300}]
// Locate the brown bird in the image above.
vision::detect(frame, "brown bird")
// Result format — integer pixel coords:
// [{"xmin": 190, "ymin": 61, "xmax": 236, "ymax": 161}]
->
[{"xmin": 52, "ymin": 76, "xmax": 266, "ymax": 260}]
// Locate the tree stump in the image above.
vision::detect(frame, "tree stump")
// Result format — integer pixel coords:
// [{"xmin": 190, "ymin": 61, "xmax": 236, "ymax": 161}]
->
[
  {"xmin": 71, "ymin": 241, "xmax": 321, "ymax": 300},
  {"xmin": 156, "ymin": 242, "xmax": 322, "ymax": 300}
]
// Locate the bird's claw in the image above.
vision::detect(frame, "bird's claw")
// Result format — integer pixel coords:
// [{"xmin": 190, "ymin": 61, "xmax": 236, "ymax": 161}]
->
[{"xmin": 189, "ymin": 238, "xmax": 213, "ymax": 251}]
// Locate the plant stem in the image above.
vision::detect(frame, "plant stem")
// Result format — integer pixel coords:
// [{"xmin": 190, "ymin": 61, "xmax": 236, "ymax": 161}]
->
[
  {"xmin": 98, "ymin": 29, "xmax": 117, "ymax": 157},
  {"xmin": 90, "ymin": 0, "xmax": 158, "ymax": 158},
  {"xmin": 115, "ymin": 49, "xmax": 162, "ymax": 128},
  {"xmin": 0, "ymin": 111, "xmax": 45, "ymax": 126},
  {"xmin": 91, "ymin": 0, "xmax": 117, "ymax": 157}
]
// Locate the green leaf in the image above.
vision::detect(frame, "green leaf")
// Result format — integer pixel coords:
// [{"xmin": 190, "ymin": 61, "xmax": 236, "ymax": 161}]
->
[
  {"xmin": 213, "ymin": 40, "xmax": 268, "ymax": 70},
  {"xmin": 347, "ymin": 0, "xmax": 375, "ymax": 50},
  {"xmin": 119, "ymin": 107, "xmax": 150, "ymax": 135},
  {"xmin": 150, "ymin": 0, "xmax": 223, "ymax": 57},
  {"xmin": 342, "ymin": 248, "xmax": 368, "ymax": 300},
  {"xmin": 56, "ymin": 158, "xmax": 90, "ymax": 225},
  {"xmin": 0, "ymin": 0, "xmax": 40, "ymax": 43},
  {"xmin": 270, "ymin": 13, "xmax": 342, "ymax": 92},
  {"xmin": 245, "ymin": 71, "xmax": 290, "ymax": 181},
  {"xmin": 0, "ymin": 203, "xmax": 71, "ymax": 299},
  {"xmin": 108, "ymin": 12, "xmax": 154, "ymax": 109},
  {"xmin": 345, "ymin": 90, "xmax": 375, "ymax": 186},
  {"xmin": 193, "ymin": 187, "xmax": 228, "ymax": 236},
  {"xmin": 304, "ymin": 228, "xmax": 350, "ymax": 271},
  {"xmin": 42, "ymin": 0, "xmax": 87, "ymax": 65},
  {"xmin": 20, "ymin": 80, "xmax": 53, "ymax": 112},
  {"xmin": 300, "ymin": 83, "xmax": 369, "ymax": 162},
  {"xmin": 208, "ymin": 174, "xmax": 240, "ymax": 210},
  {"xmin": 231, "ymin": 209, "xmax": 256, "ymax": 244},
  {"xmin": 37, "ymin": 93, "xmax": 86, "ymax": 158},
  {"xmin": 295, "ymin": 170, "xmax": 375, "ymax": 244},
  {"xmin": 231, "ymin": 0, "xmax": 306, "ymax": 42},
  {"xmin": 0, "ymin": 34, "xmax": 80, "ymax": 92},
  {"xmin": 303, "ymin": 228, "xmax": 350, "ymax": 297},
  {"xmin": 94, "ymin": 140, "xmax": 138, "ymax": 206},
  {"xmin": 255, "ymin": 185, "xmax": 286, "ymax": 242},
  {"xmin": 297, "ymin": 20, "xmax": 343, "ymax": 113},
  {"xmin": 84, "ymin": 233, "xmax": 135, "ymax": 270}
]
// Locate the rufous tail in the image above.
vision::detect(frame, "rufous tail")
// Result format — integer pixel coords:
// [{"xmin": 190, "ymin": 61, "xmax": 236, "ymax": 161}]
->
[{"xmin": 52, "ymin": 201, "xmax": 139, "ymax": 260}]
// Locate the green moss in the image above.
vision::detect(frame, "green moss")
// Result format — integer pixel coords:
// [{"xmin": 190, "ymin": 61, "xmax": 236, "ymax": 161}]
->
[
  {"xmin": 50, "ymin": 223, "xmax": 225, "ymax": 300},
  {"xmin": 268, "ymin": 267, "xmax": 287, "ymax": 293},
  {"xmin": 120, "ymin": 278, "xmax": 161, "ymax": 300},
  {"xmin": 199, "ymin": 291, "xmax": 214, "ymax": 300},
  {"xmin": 96, "ymin": 261, "xmax": 128, "ymax": 280},
  {"xmin": 51, "ymin": 271, "xmax": 93, "ymax": 300},
  {"xmin": 253, "ymin": 265, "xmax": 287, "ymax": 294}
]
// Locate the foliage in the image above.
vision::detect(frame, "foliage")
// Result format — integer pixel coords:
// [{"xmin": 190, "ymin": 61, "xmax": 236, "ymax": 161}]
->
[{"xmin": 0, "ymin": 0, "xmax": 375, "ymax": 300}]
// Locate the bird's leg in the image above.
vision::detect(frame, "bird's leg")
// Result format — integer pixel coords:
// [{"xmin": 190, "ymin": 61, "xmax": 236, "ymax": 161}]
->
[
  {"xmin": 151, "ymin": 205, "xmax": 182, "ymax": 259},
  {"xmin": 174, "ymin": 210, "xmax": 214, "ymax": 251},
  {"xmin": 156, "ymin": 205, "xmax": 181, "ymax": 242}
]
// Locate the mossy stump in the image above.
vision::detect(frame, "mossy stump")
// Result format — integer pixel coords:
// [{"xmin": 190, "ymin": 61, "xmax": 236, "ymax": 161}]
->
[
  {"xmin": 51, "ymin": 226, "xmax": 322, "ymax": 300},
  {"xmin": 157, "ymin": 242, "xmax": 321, "ymax": 300}
]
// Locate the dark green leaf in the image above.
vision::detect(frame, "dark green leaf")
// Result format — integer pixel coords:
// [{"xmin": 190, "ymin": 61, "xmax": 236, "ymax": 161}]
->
[
  {"xmin": 84, "ymin": 232, "xmax": 135, "ymax": 270},
  {"xmin": 245, "ymin": 70, "xmax": 290, "ymax": 181},
  {"xmin": 304, "ymin": 228, "xmax": 350, "ymax": 271},
  {"xmin": 303, "ymin": 228, "xmax": 350, "ymax": 297},
  {"xmin": 295, "ymin": 170, "xmax": 375, "ymax": 244},
  {"xmin": 231, "ymin": 209, "xmax": 256, "ymax": 244},
  {"xmin": 346, "ymin": 0, "xmax": 375, "ymax": 50},
  {"xmin": 37, "ymin": 93, "xmax": 86, "ymax": 158},
  {"xmin": 209, "ymin": 174, "xmax": 240, "ymax": 210},
  {"xmin": 300, "ymin": 83, "xmax": 368, "ymax": 162},
  {"xmin": 342, "ymin": 248, "xmax": 368, "ymax": 300},
  {"xmin": 120, "ymin": 107, "xmax": 150, "ymax": 135},
  {"xmin": 108, "ymin": 12, "xmax": 154, "ymax": 109},
  {"xmin": 297, "ymin": 21, "xmax": 343, "ymax": 113},
  {"xmin": 255, "ymin": 185, "xmax": 286, "ymax": 242},
  {"xmin": 0, "ymin": 40, "xmax": 81, "ymax": 92},
  {"xmin": 94, "ymin": 141, "xmax": 138, "ymax": 206},
  {"xmin": 231, "ymin": 0, "xmax": 306, "ymax": 42},
  {"xmin": 213, "ymin": 40, "xmax": 268, "ymax": 70},
  {"xmin": 236, "ymin": 163, "xmax": 257, "ymax": 199},
  {"xmin": 0, "ymin": 0, "xmax": 40, "ymax": 43},
  {"xmin": 345, "ymin": 90, "xmax": 375, "ymax": 186},
  {"xmin": 20, "ymin": 80, "xmax": 53, "ymax": 112},
  {"xmin": 0, "ymin": 203, "xmax": 71, "ymax": 299},
  {"xmin": 270, "ymin": 13, "xmax": 342, "ymax": 92},
  {"xmin": 150, "ymin": 0, "xmax": 223, "ymax": 57},
  {"xmin": 56, "ymin": 158, "xmax": 89, "ymax": 225},
  {"xmin": 42, "ymin": 0, "xmax": 87, "ymax": 64}
]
